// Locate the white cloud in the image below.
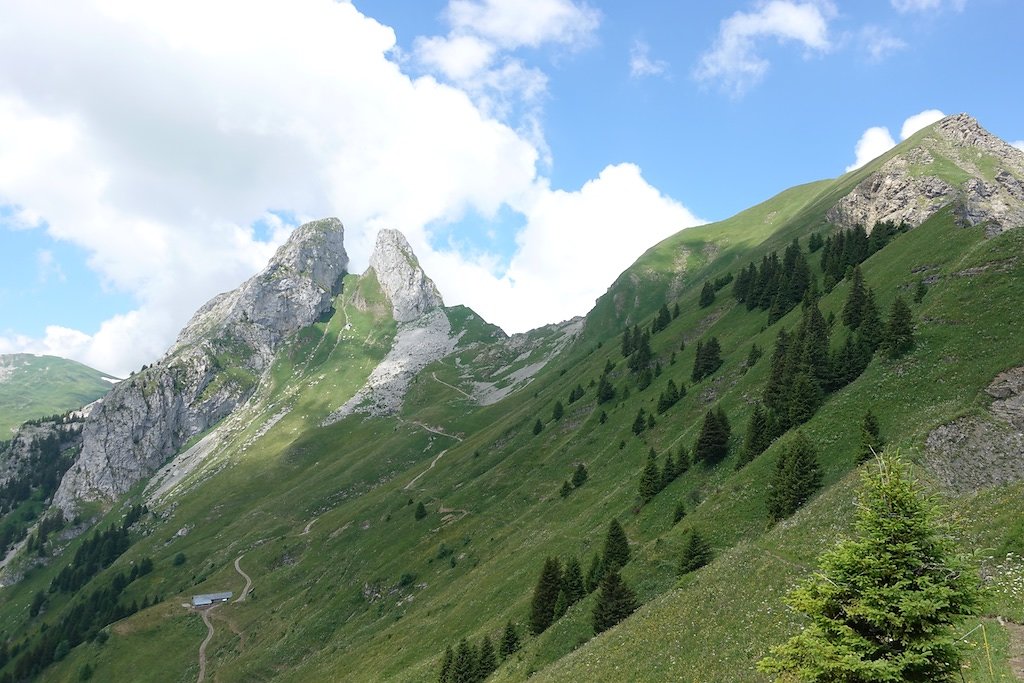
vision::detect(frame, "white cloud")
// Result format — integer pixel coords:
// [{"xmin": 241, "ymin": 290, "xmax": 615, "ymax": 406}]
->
[
  {"xmin": 1012, "ymin": 141, "xmax": 1024, "ymax": 152},
  {"xmin": 36, "ymin": 250, "xmax": 66, "ymax": 285},
  {"xmin": 422, "ymin": 163, "xmax": 703, "ymax": 332},
  {"xmin": 860, "ymin": 26, "xmax": 907, "ymax": 62},
  {"xmin": 891, "ymin": 0, "xmax": 966, "ymax": 12},
  {"xmin": 900, "ymin": 109, "xmax": 945, "ymax": 139},
  {"xmin": 695, "ymin": 1, "xmax": 834, "ymax": 96},
  {"xmin": 629, "ymin": 41, "xmax": 668, "ymax": 78},
  {"xmin": 0, "ymin": 0, "xmax": 700, "ymax": 377},
  {"xmin": 845, "ymin": 109, "xmax": 947, "ymax": 172},
  {"xmin": 446, "ymin": 0, "xmax": 600, "ymax": 50}
]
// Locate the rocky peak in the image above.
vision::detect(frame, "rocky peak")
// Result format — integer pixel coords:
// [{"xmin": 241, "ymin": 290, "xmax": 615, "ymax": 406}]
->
[
  {"xmin": 828, "ymin": 114, "xmax": 1024, "ymax": 235},
  {"xmin": 368, "ymin": 229, "xmax": 444, "ymax": 323}
]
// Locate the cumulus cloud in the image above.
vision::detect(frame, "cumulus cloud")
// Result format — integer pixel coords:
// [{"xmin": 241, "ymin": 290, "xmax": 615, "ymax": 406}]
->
[
  {"xmin": 35, "ymin": 250, "xmax": 66, "ymax": 285},
  {"xmin": 695, "ymin": 0, "xmax": 834, "ymax": 96},
  {"xmin": 845, "ymin": 109, "xmax": 947, "ymax": 172},
  {"xmin": 0, "ymin": 0, "xmax": 700, "ymax": 376},
  {"xmin": 860, "ymin": 26, "xmax": 907, "ymax": 62},
  {"xmin": 629, "ymin": 40, "xmax": 668, "ymax": 78}
]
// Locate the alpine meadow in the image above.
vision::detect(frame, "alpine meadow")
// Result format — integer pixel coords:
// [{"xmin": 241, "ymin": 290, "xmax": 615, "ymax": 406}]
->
[{"xmin": 3, "ymin": 112, "xmax": 1024, "ymax": 683}]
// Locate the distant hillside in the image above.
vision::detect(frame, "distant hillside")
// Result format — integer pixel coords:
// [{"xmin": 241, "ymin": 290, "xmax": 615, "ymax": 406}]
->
[{"xmin": 0, "ymin": 354, "xmax": 115, "ymax": 435}]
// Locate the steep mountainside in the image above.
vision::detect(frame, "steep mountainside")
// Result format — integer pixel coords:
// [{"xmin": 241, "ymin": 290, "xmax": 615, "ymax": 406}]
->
[
  {"xmin": 0, "ymin": 355, "xmax": 113, "ymax": 437},
  {"xmin": 2, "ymin": 114, "xmax": 1024, "ymax": 683}
]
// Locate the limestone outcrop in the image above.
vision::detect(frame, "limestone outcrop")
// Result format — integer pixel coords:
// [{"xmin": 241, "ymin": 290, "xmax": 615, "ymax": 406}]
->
[
  {"xmin": 368, "ymin": 229, "xmax": 444, "ymax": 323},
  {"xmin": 828, "ymin": 114, "xmax": 1024, "ymax": 235},
  {"xmin": 53, "ymin": 219, "xmax": 349, "ymax": 512}
]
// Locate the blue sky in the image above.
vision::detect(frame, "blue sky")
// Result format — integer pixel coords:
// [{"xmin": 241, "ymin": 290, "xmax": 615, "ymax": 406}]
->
[{"xmin": 0, "ymin": 0, "xmax": 1021, "ymax": 376}]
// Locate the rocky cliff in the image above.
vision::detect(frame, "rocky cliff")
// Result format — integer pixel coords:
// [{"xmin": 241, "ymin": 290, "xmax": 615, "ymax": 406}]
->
[
  {"xmin": 368, "ymin": 229, "xmax": 444, "ymax": 323},
  {"xmin": 828, "ymin": 114, "xmax": 1024, "ymax": 235},
  {"xmin": 53, "ymin": 219, "xmax": 349, "ymax": 512}
]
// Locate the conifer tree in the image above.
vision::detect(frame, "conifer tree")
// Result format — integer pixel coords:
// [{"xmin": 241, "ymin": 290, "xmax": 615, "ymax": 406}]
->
[
  {"xmin": 676, "ymin": 444, "xmax": 691, "ymax": 476},
  {"xmin": 621, "ymin": 327, "xmax": 634, "ymax": 358},
  {"xmin": 882, "ymin": 294, "xmax": 915, "ymax": 358},
  {"xmin": 628, "ymin": 331, "xmax": 652, "ymax": 373},
  {"xmin": 585, "ymin": 553, "xmax": 603, "ymax": 593},
  {"xmin": 672, "ymin": 501, "xmax": 687, "ymax": 525},
  {"xmin": 656, "ymin": 379, "xmax": 681, "ymax": 413},
  {"xmin": 692, "ymin": 337, "xmax": 723, "ymax": 381},
  {"xmin": 763, "ymin": 329, "xmax": 792, "ymax": 416},
  {"xmin": 746, "ymin": 342, "xmax": 763, "ymax": 369},
  {"xmin": 766, "ymin": 432, "xmax": 822, "ymax": 522},
  {"xmin": 786, "ymin": 371, "xmax": 821, "ymax": 426},
  {"xmin": 639, "ymin": 451, "xmax": 662, "ymax": 503},
  {"xmin": 661, "ymin": 451, "xmax": 677, "ymax": 488},
  {"xmin": 552, "ymin": 401, "xmax": 564, "ymax": 421},
  {"xmin": 592, "ymin": 570, "xmax": 639, "ymax": 635},
  {"xmin": 452, "ymin": 639, "xmax": 476, "ymax": 683},
  {"xmin": 759, "ymin": 452, "xmax": 982, "ymax": 681},
  {"xmin": 596, "ymin": 373, "xmax": 615, "ymax": 404},
  {"xmin": 559, "ymin": 481, "xmax": 572, "ymax": 498},
  {"xmin": 529, "ymin": 557, "xmax": 563, "ymax": 634},
  {"xmin": 739, "ymin": 403, "xmax": 772, "ymax": 468},
  {"xmin": 632, "ymin": 408, "xmax": 647, "ymax": 435},
  {"xmin": 562, "ymin": 556, "xmax": 586, "ymax": 606},
  {"xmin": 856, "ymin": 409, "xmax": 882, "ymax": 464},
  {"xmin": 439, "ymin": 645, "xmax": 454, "ymax": 683},
  {"xmin": 842, "ymin": 266, "xmax": 867, "ymax": 329},
  {"xmin": 699, "ymin": 281, "xmax": 716, "ymax": 308},
  {"xmin": 477, "ymin": 636, "xmax": 498, "ymax": 679},
  {"xmin": 602, "ymin": 518, "xmax": 630, "ymax": 570},
  {"xmin": 552, "ymin": 588, "xmax": 569, "ymax": 620},
  {"xmin": 415, "ymin": 502, "xmax": 428, "ymax": 521},
  {"xmin": 654, "ymin": 303, "xmax": 672, "ymax": 332},
  {"xmin": 500, "ymin": 622, "xmax": 520, "ymax": 658},
  {"xmin": 678, "ymin": 529, "xmax": 713, "ymax": 574},
  {"xmin": 532, "ymin": 418, "xmax": 543, "ymax": 435},
  {"xmin": 571, "ymin": 463, "xmax": 588, "ymax": 488},
  {"xmin": 694, "ymin": 407, "xmax": 730, "ymax": 464}
]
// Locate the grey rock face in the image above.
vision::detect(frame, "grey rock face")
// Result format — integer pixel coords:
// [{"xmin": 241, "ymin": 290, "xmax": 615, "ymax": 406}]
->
[
  {"xmin": 368, "ymin": 229, "xmax": 444, "ymax": 323},
  {"xmin": 828, "ymin": 114, "xmax": 1024, "ymax": 235},
  {"xmin": 54, "ymin": 219, "xmax": 348, "ymax": 512}
]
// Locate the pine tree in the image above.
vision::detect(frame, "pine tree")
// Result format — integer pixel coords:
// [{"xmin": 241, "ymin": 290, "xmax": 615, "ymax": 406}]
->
[
  {"xmin": 856, "ymin": 409, "xmax": 882, "ymax": 464},
  {"xmin": 500, "ymin": 621, "xmax": 520, "ymax": 658},
  {"xmin": 759, "ymin": 452, "xmax": 982, "ymax": 681},
  {"xmin": 786, "ymin": 371, "xmax": 821, "ymax": 426},
  {"xmin": 699, "ymin": 281, "xmax": 716, "ymax": 308},
  {"xmin": 678, "ymin": 529, "xmax": 713, "ymax": 574},
  {"xmin": 638, "ymin": 451, "xmax": 662, "ymax": 503},
  {"xmin": 571, "ymin": 463, "xmax": 588, "ymax": 488},
  {"xmin": 841, "ymin": 266, "xmax": 867, "ymax": 329},
  {"xmin": 882, "ymin": 294, "xmax": 915, "ymax": 358},
  {"xmin": 529, "ymin": 557, "xmax": 563, "ymax": 634},
  {"xmin": 562, "ymin": 555, "xmax": 586, "ymax": 606},
  {"xmin": 739, "ymin": 403, "xmax": 772, "ymax": 468},
  {"xmin": 415, "ymin": 502, "xmax": 428, "ymax": 521},
  {"xmin": 602, "ymin": 518, "xmax": 630, "ymax": 570},
  {"xmin": 439, "ymin": 645, "xmax": 454, "ymax": 683},
  {"xmin": 766, "ymin": 432, "xmax": 822, "ymax": 522},
  {"xmin": 532, "ymin": 418, "xmax": 543, "ymax": 435},
  {"xmin": 694, "ymin": 407, "xmax": 730, "ymax": 464},
  {"xmin": 592, "ymin": 570, "xmax": 639, "ymax": 634},
  {"xmin": 477, "ymin": 636, "xmax": 497, "ymax": 679},
  {"xmin": 552, "ymin": 401, "xmax": 564, "ymax": 421},
  {"xmin": 692, "ymin": 337, "xmax": 723, "ymax": 381}
]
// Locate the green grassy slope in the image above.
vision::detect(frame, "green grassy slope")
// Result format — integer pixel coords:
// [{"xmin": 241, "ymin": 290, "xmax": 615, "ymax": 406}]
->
[
  {"xmin": 5, "ymin": 121, "xmax": 1024, "ymax": 683},
  {"xmin": 0, "ymin": 354, "xmax": 113, "ymax": 436}
]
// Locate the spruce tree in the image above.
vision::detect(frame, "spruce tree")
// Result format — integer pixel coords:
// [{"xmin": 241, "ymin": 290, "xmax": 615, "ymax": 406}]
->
[
  {"xmin": 552, "ymin": 401, "xmax": 564, "ymax": 421},
  {"xmin": 841, "ymin": 265, "xmax": 867, "ymax": 329},
  {"xmin": 638, "ymin": 451, "xmax": 662, "ymax": 503},
  {"xmin": 676, "ymin": 444, "xmax": 690, "ymax": 476},
  {"xmin": 584, "ymin": 553, "xmax": 603, "ymax": 593},
  {"xmin": 699, "ymin": 281, "xmax": 716, "ymax": 308},
  {"xmin": 883, "ymin": 294, "xmax": 915, "ymax": 358},
  {"xmin": 571, "ymin": 463, "xmax": 588, "ymax": 488},
  {"xmin": 559, "ymin": 480, "xmax": 572, "ymax": 498},
  {"xmin": 672, "ymin": 501, "xmax": 686, "ymax": 525},
  {"xmin": 500, "ymin": 621, "xmax": 520, "ymax": 658},
  {"xmin": 766, "ymin": 432, "xmax": 822, "ymax": 522},
  {"xmin": 654, "ymin": 303, "xmax": 672, "ymax": 332},
  {"xmin": 759, "ymin": 452, "xmax": 982, "ymax": 681},
  {"xmin": 856, "ymin": 287, "xmax": 883, "ymax": 360},
  {"xmin": 694, "ymin": 407, "xmax": 730, "ymax": 464},
  {"xmin": 746, "ymin": 342, "xmax": 763, "ymax": 369},
  {"xmin": 632, "ymin": 408, "xmax": 647, "ymax": 435},
  {"xmin": 452, "ymin": 639, "xmax": 476, "ymax": 683},
  {"xmin": 552, "ymin": 588, "xmax": 569, "ymax": 620},
  {"xmin": 529, "ymin": 557, "xmax": 562, "ymax": 634},
  {"xmin": 602, "ymin": 518, "xmax": 630, "ymax": 570},
  {"xmin": 739, "ymin": 403, "xmax": 772, "ymax": 468},
  {"xmin": 592, "ymin": 570, "xmax": 639, "ymax": 634},
  {"xmin": 596, "ymin": 373, "xmax": 616, "ymax": 404},
  {"xmin": 532, "ymin": 418, "xmax": 543, "ymax": 435},
  {"xmin": 439, "ymin": 645, "xmax": 454, "ymax": 683},
  {"xmin": 856, "ymin": 409, "xmax": 882, "ymax": 464},
  {"xmin": 678, "ymin": 529, "xmax": 713, "ymax": 574},
  {"xmin": 661, "ymin": 451, "xmax": 677, "ymax": 489},
  {"xmin": 562, "ymin": 556, "xmax": 586, "ymax": 606},
  {"xmin": 415, "ymin": 502, "xmax": 428, "ymax": 521},
  {"xmin": 477, "ymin": 636, "xmax": 497, "ymax": 679}
]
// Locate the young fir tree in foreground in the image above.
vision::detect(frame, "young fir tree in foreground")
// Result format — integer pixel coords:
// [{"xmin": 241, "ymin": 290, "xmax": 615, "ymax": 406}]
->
[
  {"xmin": 592, "ymin": 570, "xmax": 638, "ymax": 635},
  {"xmin": 758, "ymin": 451, "xmax": 982, "ymax": 682}
]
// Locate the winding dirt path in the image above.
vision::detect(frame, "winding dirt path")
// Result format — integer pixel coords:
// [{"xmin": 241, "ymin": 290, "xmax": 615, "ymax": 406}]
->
[
  {"xmin": 197, "ymin": 605, "xmax": 218, "ymax": 683},
  {"xmin": 431, "ymin": 371, "xmax": 473, "ymax": 399},
  {"xmin": 234, "ymin": 555, "xmax": 253, "ymax": 602},
  {"xmin": 300, "ymin": 517, "xmax": 319, "ymax": 535},
  {"xmin": 404, "ymin": 448, "xmax": 452, "ymax": 490}
]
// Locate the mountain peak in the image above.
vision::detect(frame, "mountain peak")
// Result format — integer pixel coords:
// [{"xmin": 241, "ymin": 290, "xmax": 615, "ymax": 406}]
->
[
  {"xmin": 828, "ymin": 114, "xmax": 1024, "ymax": 235},
  {"xmin": 368, "ymin": 229, "xmax": 444, "ymax": 323}
]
